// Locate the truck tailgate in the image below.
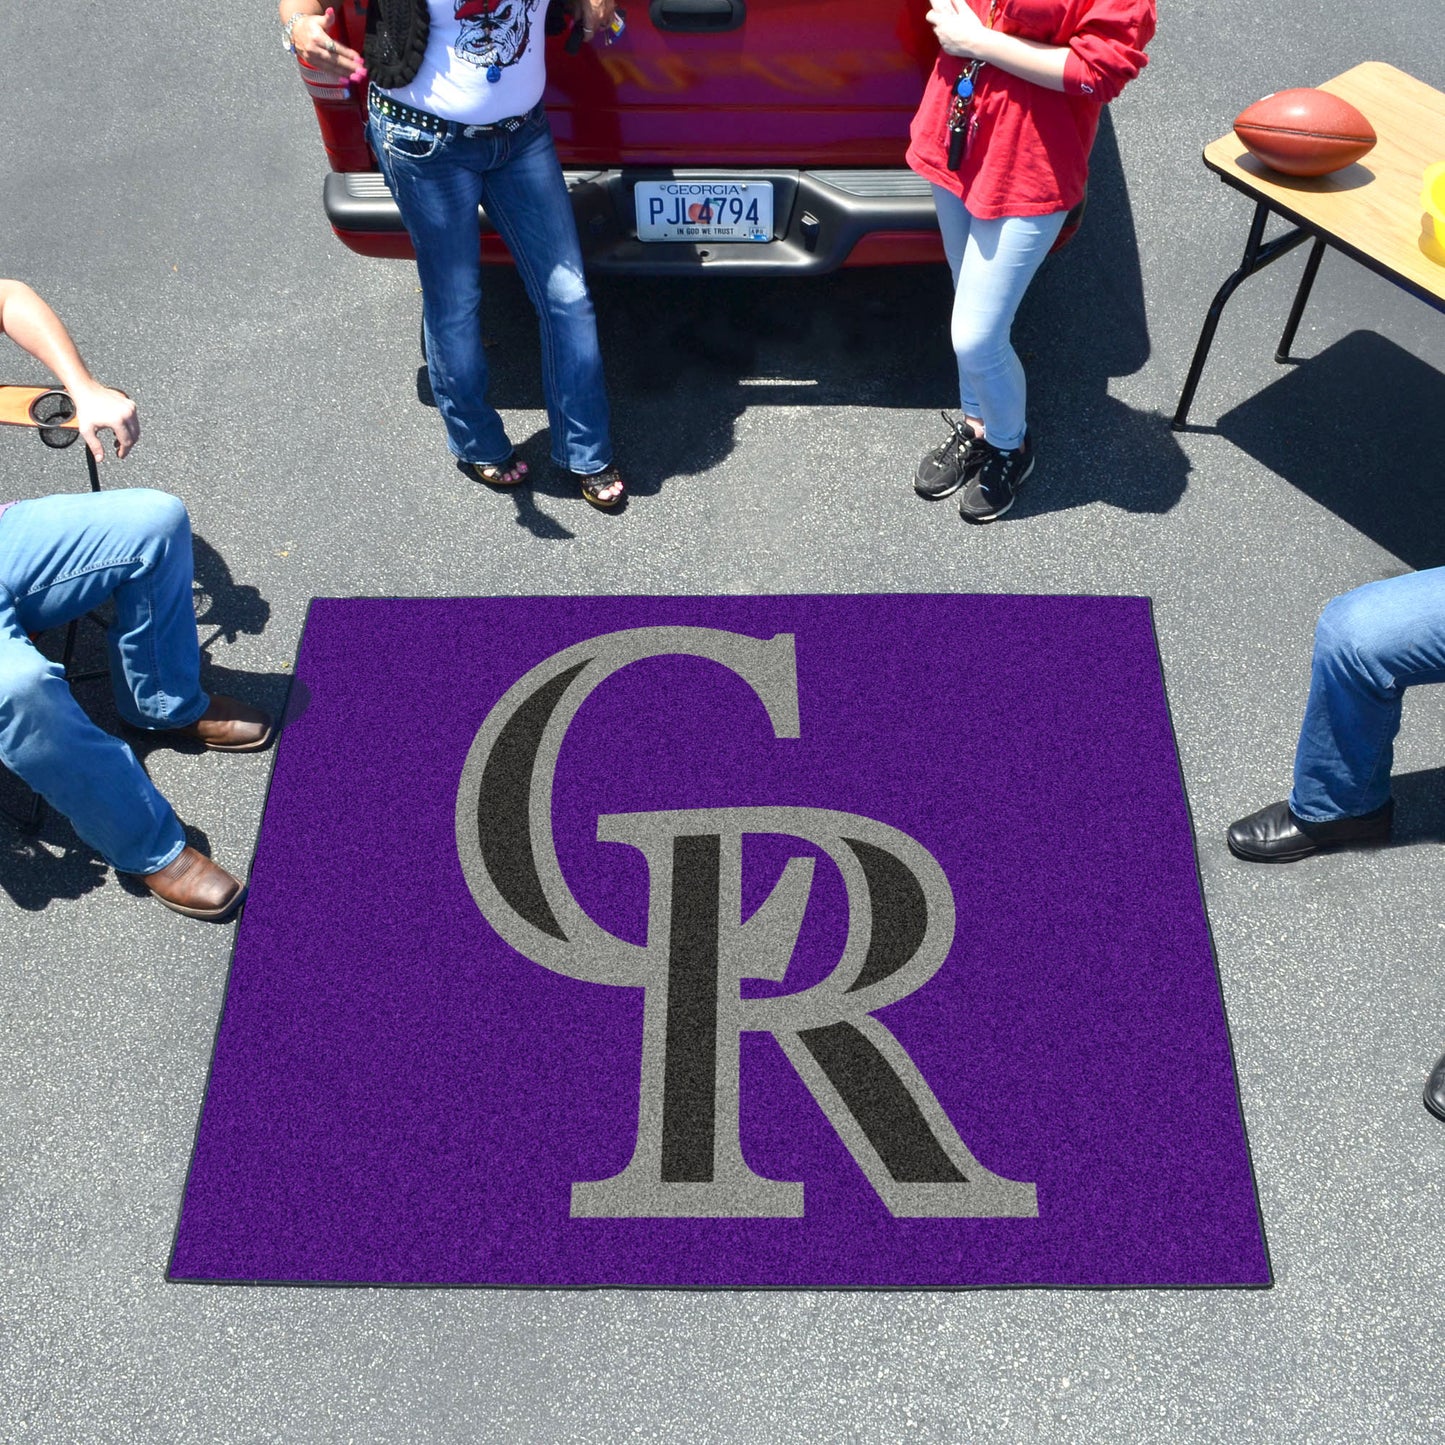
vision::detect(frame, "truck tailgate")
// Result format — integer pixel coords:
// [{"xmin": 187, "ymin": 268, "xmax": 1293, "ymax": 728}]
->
[{"xmin": 543, "ymin": 0, "xmax": 935, "ymax": 168}]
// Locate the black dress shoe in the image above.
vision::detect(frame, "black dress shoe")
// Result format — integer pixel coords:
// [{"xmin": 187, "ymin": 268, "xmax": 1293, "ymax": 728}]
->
[
  {"xmin": 1226, "ymin": 798, "xmax": 1393, "ymax": 862},
  {"xmin": 1425, "ymin": 1051, "xmax": 1445, "ymax": 1123}
]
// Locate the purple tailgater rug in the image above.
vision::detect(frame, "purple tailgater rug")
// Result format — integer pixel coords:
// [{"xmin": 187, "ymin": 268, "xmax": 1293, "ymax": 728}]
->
[{"xmin": 169, "ymin": 595, "xmax": 1270, "ymax": 1290}]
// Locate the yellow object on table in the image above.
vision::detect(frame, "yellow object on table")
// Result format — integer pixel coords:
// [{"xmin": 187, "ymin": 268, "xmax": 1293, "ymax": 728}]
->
[{"xmin": 1423, "ymin": 161, "xmax": 1445, "ymax": 264}]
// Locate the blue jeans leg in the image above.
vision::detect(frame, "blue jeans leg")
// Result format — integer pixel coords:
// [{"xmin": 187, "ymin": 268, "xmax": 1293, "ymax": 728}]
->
[
  {"xmin": 932, "ymin": 187, "xmax": 1066, "ymax": 452},
  {"xmin": 370, "ymin": 106, "xmax": 613, "ymax": 474},
  {"xmin": 481, "ymin": 117, "xmax": 611, "ymax": 474},
  {"xmin": 0, "ymin": 490, "xmax": 203, "ymax": 872},
  {"xmin": 1289, "ymin": 567, "xmax": 1445, "ymax": 821}
]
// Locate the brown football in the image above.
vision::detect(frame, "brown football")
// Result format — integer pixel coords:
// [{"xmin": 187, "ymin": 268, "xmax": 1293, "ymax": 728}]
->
[{"xmin": 1233, "ymin": 88, "xmax": 1377, "ymax": 177}]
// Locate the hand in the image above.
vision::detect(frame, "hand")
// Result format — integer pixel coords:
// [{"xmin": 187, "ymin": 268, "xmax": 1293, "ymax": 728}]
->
[
  {"xmin": 72, "ymin": 382, "xmax": 139, "ymax": 462},
  {"xmin": 926, "ymin": 0, "xmax": 992, "ymax": 60},
  {"xmin": 568, "ymin": 0, "xmax": 616, "ymax": 45},
  {"xmin": 292, "ymin": 8, "xmax": 366, "ymax": 82}
]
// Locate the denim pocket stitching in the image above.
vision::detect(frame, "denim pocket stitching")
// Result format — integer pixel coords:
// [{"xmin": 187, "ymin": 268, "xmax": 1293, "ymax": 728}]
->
[{"xmin": 381, "ymin": 120, "xmax": 443, "ymax": 161}]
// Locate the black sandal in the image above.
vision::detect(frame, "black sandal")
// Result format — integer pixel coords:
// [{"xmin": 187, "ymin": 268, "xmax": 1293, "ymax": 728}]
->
[
  {"xmin": 468, "ymin": 451, "xmax": 529, "ymax": 488},
  {"xmin": 575, "ymin": 464, "xmax": 626, "ymax": 510}
]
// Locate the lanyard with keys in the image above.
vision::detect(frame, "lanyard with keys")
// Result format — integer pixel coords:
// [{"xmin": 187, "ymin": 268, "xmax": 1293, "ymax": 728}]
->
[{"xmin": 945, "ymin": 0, "xmax": 1000, "ymax": 169}]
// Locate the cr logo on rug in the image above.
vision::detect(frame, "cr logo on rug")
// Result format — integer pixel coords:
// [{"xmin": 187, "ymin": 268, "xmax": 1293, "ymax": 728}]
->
[{"xmin": 455, "ymin": 626, "xmax": 1039, "ymax": 1221}]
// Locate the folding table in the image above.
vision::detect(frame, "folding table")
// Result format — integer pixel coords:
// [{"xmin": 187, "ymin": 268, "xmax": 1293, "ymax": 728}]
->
[{"xmin": 1174, "ymin": 62, "xmax": 1445, "ymax": 430}]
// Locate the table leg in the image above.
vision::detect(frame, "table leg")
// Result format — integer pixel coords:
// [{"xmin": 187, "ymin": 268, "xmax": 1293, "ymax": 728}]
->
[
  {"xmin": 68, "ymin": 435, "xmax": 109, "ymax": 681},
  {"xmin": 1275, "ymin": 237, "xmax": 1327, "ymax": 363},
  {"xmin": 1172, "ymin": 202, "xmax": 1314, "ymax": 430}
]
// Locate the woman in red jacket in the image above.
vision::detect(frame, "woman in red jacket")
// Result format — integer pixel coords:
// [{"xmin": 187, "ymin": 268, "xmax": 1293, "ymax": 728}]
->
[{"xmin": 907, "ymin": 0, "xmax": 1155, "ymax": 522}]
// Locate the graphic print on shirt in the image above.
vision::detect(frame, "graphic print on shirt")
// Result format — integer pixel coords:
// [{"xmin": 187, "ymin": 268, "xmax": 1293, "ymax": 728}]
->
[{"xmin": 454, "ymin": 0, "xmax": 534, "ymax": 75}]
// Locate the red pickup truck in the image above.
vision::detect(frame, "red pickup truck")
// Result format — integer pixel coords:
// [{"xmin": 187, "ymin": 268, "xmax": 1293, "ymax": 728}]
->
[{"xmin": 307, "ymin": 0, "xmax": 953, "ymax": 274}]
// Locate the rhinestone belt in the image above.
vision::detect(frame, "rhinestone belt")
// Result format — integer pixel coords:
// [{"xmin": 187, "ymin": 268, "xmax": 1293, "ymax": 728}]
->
[{"xmin": 368, "ymin": 86, "xmax": 535, "ymax": 138}]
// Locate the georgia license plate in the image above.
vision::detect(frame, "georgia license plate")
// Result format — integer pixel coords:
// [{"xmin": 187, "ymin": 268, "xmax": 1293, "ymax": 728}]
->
[{"xmin": 634, "ymin": 181, "xmax": 773, "ymax": 243}]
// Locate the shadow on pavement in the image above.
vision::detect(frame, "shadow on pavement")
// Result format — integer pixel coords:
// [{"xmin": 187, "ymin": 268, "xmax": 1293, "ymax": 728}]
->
[
  {"xmin": 0, "ymin": 828, "xmax": 110, "ymax": 911},
  {"xmin": 474, "ymin": 259, "xmax": 962, "ymax": 502},
  {"xmin": 450, "ymin": 447, "xmax": 582, "ymax": 541},
  {"xmin": 1216, "ymin": 330, "xmax": 1445, "ymax": 570},
  {"xmin": 1012, "ymin": 107, "xmax": 1191, "ymax": 520},
  {"xmin": 0, "ymin": 785, "xmax": 221, "ymax": 912},
  {"xmin": 421, "ymin": 372, "xmax": 582, "ymax": 539},
  {"xmin": 193, "ymin": 533, "xmax": 271, "ymax": 650},
  {"xmin": 1387, "ymin": 766, "xmax": 1445, "ymax": 846},
  {"xmin": 459, "ymin": 109, "xmax": 1187, "ymax": 515}
]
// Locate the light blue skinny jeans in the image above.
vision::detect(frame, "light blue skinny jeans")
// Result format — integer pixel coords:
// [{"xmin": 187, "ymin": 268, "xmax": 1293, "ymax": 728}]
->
[
  {"xmin": 369, "ymin": 98, "xmax": 613, "ymax": 475},
  {"xmin": 1290, "ymin": 567, "xmax": 1445, "ymax": 822},
  {"xmin": 931, "ymin": 186, "xmax": 1066, "ymax": 452},
  {"xmin": 0, "ymin": 489, "xmax": 206, "ymax": 873}
]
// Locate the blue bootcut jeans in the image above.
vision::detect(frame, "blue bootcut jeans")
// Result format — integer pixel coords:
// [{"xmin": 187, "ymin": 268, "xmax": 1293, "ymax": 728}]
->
[
  {"xmin": 0, "ymin": 489, "xmax": 207, "ymax": 874},
  {"xmin": 1290, "ymin": 567, "xmax": 1445, "ymax": 822},
  {"xmin": 368, "ymin": 99, "xmax": 614, "ymax": 476}
]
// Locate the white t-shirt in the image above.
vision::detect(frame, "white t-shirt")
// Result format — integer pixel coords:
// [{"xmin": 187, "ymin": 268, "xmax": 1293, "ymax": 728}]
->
[{"xmin": 379, "ymin": 0, "xmax": 549, "ymax": 125}]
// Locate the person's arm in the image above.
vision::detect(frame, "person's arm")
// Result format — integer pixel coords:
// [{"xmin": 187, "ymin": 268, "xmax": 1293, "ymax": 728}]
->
[
  {"xmin": 926, "ymin": 0, "xmax": 1069, "ymax": 90},
  {"xmin": 278, "ymin": 1, "xmax": 366, "ymax": 82},
  {"xmin": 926, "ymin": 0, "xmax": 1153, "ymax": 101},
  {"xmin": 0, "ymin": 279, "xmax": 139, "ymax": 461},
  {"xmin": 568, "ymin": 0, "xmax": 618, "ymax": 45}
]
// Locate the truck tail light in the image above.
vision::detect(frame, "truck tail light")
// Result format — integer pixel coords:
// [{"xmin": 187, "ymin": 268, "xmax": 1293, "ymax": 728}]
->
[
  {"xmin": 297, "ymin": 55, "xmax": 372, "ymax": 172},
  {"xmin": 298, "ymin": 58, "xmax": 351, "ymax": 105},
  {"xmin": 303, "ymin": 79, "xmax": 353, "ymax": 102}
]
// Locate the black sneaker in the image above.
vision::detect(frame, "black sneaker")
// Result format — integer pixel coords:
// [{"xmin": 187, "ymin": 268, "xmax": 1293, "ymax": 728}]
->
[
  {"xmin": 959, "ymin": 431, "xmax": 1035, "ymax": 523},
  {"xmin": 914, "ymin": 412, "xmax": 985, "ymax": 500}
]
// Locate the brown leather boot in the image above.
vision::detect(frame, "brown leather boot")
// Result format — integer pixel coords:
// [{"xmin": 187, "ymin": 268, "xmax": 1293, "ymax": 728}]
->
[
  {"xmin": 140, "ymin": 847, "xmax": 245, "ymax": 920},
  {"xmin": 166, "ymin": 695, "xmax": 274, "ymax": 752}
]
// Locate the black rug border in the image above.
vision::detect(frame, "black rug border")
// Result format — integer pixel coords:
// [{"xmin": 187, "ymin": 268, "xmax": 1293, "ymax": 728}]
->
[
  {"xmin": 165, "ymin": 591, "xmax": 1275, "ymax": 1294},
  {"xmin": 1144, "ymin": 594, "xmax": 1275, "ymax": 1291}
]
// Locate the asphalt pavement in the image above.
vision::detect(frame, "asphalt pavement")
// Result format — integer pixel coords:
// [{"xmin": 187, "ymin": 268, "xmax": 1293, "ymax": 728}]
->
[{"xmin": 2, "ymin": 1, "xmax": 1444, "ymax": 1440}]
